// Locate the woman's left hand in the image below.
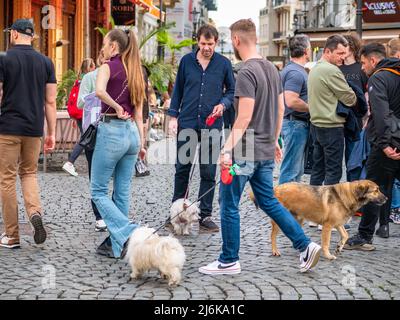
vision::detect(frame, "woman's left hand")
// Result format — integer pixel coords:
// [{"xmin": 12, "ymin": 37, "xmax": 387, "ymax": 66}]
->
[{"xmin": 139, "ymin": 148, "xmax": 147, "ymax": 160}]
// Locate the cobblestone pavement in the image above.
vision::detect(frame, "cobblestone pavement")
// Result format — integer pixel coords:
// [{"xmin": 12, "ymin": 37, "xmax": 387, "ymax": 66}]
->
[{"xmin": 0, "ymin": 138, "xmax": 400, "ymax": 300}]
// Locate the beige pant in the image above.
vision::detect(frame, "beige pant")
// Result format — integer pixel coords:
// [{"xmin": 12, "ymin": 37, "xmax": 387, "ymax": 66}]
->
[{"xmin": 0, "ymin": 135, "xmax": 42, "ymax": 239}]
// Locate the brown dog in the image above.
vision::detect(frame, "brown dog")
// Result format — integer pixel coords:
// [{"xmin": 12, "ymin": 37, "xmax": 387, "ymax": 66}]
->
[{"xmin": 249, "ymin": 180, "xmax": 387, "ymax": 260}]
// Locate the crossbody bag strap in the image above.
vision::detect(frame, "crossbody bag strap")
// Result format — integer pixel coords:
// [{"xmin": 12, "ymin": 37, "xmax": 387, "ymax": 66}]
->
[{"xmin": 95, "ymin": 80, "xmax": 128, "ymax": 124}]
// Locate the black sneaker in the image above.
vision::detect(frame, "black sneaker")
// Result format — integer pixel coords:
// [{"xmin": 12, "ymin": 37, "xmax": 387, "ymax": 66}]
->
[
  {"xmin": 120, "ymin": 238, "xmax": 130, "ymax": 260},
  {"xmin": 199, "ymin": 217, "xmax": 219, "ymax": 233},
  {"xmin": 343, "ymin": 234, "xmax": 375, "ymax": 251},
  {"xmin": 30, "ymin": 213, "xmax": 47, "ymax": 244},
  {"xmin": 96, "ymin": 236, "xmax": 115, "ymax": 258},
  {"xmin": 376, "ymin": 224, "xmax": 389, "ymax": 238}
]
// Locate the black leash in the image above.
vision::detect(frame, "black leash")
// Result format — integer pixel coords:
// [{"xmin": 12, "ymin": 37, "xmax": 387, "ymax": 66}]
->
[{"xmin": 148, "ymin": 180, "xmax": 222, "ymax": 237}]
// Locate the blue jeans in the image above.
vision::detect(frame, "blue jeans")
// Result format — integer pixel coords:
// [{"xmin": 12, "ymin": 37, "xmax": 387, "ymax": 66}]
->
[
  {"xmin": 68, "ymin": 119, "xmax": 84, "ymax": 164},
  {"xmin": 218, "ymin": 160, "xmax": 311, "ymax": 263},
  {"xmin": 279, "ymin": 119, "xmax": 309, "ymax": 184},
  {"xmin": 392, "ymin": 179, "xmax": 400, "ymax": 209},
  {"xmin": 91, "ymin": 119, "xmax": 140, "ymax": 258}
]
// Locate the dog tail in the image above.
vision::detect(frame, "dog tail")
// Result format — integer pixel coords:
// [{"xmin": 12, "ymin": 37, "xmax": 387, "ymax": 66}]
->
[{"xmin": 249, "ymin": 189, "xmax": 259, "ymax": 209}]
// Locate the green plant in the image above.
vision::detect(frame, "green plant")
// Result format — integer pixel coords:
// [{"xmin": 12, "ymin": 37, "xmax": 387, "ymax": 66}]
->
[
  {"xmin": 139, "ymin": 22, "xmax": 175, "ymax": 50},
  {"xmin": 156, "ymin": 30, "xmax": 197, "ymax": 67},
  {"xmin": 144, "ymin": 60, "xmax": 175, "ymax": 94},
  {"xmin": 56, "ymin": 69, "xmax": 77, "ymax": 110},
  {"xmin": 95, "ymin": 16, "xmax": 116, "ymax": 37}
]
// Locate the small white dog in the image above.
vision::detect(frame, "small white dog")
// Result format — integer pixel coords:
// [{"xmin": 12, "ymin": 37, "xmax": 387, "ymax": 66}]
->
[
  {"xmin": 170, "ymin": 198, "xmax": 200, "ymax": 235},
  {"xmin": 125, "ymin": 226, "xmax": 186, "ymax": 286}
]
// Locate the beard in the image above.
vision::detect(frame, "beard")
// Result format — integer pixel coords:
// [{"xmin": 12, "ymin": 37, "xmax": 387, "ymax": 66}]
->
[
  {"xmin": 234, "ymin": 47, "xmax": 242, "ymax": 61},
  {"xmin": 201, "ymin": 49, "xmax": 213, "ymax": 58}
]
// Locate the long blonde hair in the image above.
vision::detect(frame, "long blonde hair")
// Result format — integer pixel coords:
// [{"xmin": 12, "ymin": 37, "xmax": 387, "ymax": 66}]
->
[{"xmin": 106, "ymin": 29, "xmax": 145, "ymax": 109}]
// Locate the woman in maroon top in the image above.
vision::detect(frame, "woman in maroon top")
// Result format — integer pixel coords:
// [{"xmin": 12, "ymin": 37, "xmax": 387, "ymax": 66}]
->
[{"xmin": 91, "ymin": 29, "xmax": 146, "ymax": 258}]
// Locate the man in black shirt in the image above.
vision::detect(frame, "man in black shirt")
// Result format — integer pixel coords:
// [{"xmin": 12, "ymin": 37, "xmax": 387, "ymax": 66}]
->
[
  {"xmin": 0, "ymin": 19, "xmax": 57, "ymax": 249},
  {"xmin": 345, "ymin": 43, "xmax": 400, "ymax": 249}
]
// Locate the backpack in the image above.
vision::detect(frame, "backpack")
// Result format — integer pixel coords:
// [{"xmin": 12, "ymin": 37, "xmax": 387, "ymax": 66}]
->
[
  {"xmin": 67, "ymin": 79, "xmax": 83, "ymax": 120},
  {"xmin": 372, "ymin": 67, "xmax": 400, "ymax": 149}
]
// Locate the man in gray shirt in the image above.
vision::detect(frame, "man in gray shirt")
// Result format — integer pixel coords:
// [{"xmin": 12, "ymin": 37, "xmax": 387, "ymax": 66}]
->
[{"xmin": 199, "ymin": 19, "xmax": 321, "ymax": 276}]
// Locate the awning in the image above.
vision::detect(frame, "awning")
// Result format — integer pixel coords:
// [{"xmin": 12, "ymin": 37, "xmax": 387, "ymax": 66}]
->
[
  {"xmin": 129, "ymin": 0, "xmax": 165, "ymax": 20},
  {"xmin": 129, "ymin": 0, "xmax": 152, "ymax": 10}
]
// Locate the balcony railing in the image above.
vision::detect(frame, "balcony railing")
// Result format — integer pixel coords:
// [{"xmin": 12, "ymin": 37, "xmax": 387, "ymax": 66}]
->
[
  {"xmin": 273, "ymin": 31, "xmax": 283, "ymax": 39},
  {"xmin": 273, "ymin": 0, "xmax": 289, "ymax": 7},
  {"xmin": 203, "ymin": 0, "xmax": 217, "ymax": 11}
]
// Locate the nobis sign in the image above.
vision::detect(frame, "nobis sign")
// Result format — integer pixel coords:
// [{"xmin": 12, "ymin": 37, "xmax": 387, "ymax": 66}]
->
[
  {"xmin": 363, "ymin": 0, "xmax": 400, "ymax": 22},
  {"xmin": 111, "ymin": 0, "xmax": 136, "ymax": 26}
]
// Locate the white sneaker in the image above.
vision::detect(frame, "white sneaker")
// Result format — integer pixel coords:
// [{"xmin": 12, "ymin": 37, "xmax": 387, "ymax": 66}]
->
[
  {"xmin": 62, "ymin": 162, "xmax": 78, "ymax": 177},
  {"xmin": 299, "ymin": 242, "xmax": 321, "ymax": 273},
  {"xmin": 309, "ymin": 221, "xmax": 318, "ymax": 227},
  {"xmin": 95, "ymin": 219, "xmax": 107, "ymax": 232},
  {"xmin": 199, "ymin": 260, "xmax": 241, "ymax": 275},
  {"xmin": 0, "ymin": 233, "xmax": 20, "ymax": 249}
]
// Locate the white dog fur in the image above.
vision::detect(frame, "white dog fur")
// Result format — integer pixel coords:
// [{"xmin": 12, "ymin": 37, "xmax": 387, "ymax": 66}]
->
[
  {"xmin": 125, "ymin": 226, "xmax": 186, "ymax": 286},
  {"xmin": 170, "ymin": 198, "xmax": 200, "ymax": 235}
]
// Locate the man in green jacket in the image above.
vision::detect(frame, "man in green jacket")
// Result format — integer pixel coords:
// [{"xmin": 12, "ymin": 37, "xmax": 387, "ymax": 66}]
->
[{"xmin": 308, "ymin": 34, "xmax": 357, "ymax": 186}]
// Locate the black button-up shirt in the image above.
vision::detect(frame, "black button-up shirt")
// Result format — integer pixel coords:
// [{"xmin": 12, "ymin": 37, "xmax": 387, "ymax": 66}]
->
[{"xmin": 167, "ymin": 51, "xmax": 235, "ymax": 130}]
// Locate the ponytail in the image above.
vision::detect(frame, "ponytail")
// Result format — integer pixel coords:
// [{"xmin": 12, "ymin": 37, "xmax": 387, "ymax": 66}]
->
[
  {"xmin": 122, "ymin": 29, "xmax": 145, "ymax": 109},
  {"xmin": 106, "ymin": 29, "xmax": 146, "ymax": 109}
]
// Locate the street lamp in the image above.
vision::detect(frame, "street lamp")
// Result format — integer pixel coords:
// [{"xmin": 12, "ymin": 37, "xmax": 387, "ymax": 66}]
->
[
  {"xmin": 220, "ymin": 38, "xmax": 226, "ymax": 55},
  {"xmin": 301, "ymin": 0, "xmax": 309, "ymax": 29},
  {"xmin": 191, "ymin": 7, "xmax": 201, "ymax": 50},
  {"xmin": 356, "ymin": 0, "xmax": 363, "ymax": 39},
  {"xmin": 157, "ymin": 0, "xmax": 164, "ymax": 61}
]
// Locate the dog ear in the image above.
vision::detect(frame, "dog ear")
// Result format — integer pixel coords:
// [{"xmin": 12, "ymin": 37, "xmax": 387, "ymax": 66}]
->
[{"xmin": 355, "ymin": 183, "xmax": 369, "ymax": 199}]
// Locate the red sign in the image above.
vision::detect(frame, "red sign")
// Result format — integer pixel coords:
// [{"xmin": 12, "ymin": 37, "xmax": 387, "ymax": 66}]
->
[{"xmin": 363, "ymin": 0, "xmax": 400, "ymax": 22}]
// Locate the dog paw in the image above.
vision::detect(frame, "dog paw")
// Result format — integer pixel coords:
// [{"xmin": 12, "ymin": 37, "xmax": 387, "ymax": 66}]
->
[
  {"xmin": 323, "ymin": 253, "xmax": 337, "ymax": 260},
  {"xmin": 272, "ymin": 250, "xmax": 281, "ymax": 257},
  {"xmin": 168, "ymin": 281, "xmax": 179, "ymax": 287},
  {"xmin": 130, "ymin": 272, "xmax": 141, "ymax": 279}
]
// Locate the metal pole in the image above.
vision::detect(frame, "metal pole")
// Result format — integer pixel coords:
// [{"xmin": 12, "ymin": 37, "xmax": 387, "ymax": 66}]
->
[
  {"xmin": 157, "ymin": 0, "xmax": 164, "ymax": 61},
  {"xmin": 356, "ymin": 0, "xmax": 363, "ymax": 39},
  {"xmin": 85, "ymin": 0, "xmax": 91, "ymax": 58}
]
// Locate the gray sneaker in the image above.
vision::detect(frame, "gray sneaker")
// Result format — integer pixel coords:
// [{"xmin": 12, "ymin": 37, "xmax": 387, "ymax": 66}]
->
[
  {"xmin": 343, "ymin": 234, "xmax": 375, "ymax": 251},
  {"xmin": 199, "ymin": 217, "xmax": 219, "ymax": 233}
]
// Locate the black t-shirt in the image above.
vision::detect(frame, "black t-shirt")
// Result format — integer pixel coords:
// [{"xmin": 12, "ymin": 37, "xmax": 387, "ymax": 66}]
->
[
  {"xmin": 0, "ymin": 45, "xmax": 56, "ymax": 137},
  {"xmin": 339, "ymin": 62, "xmax": 368, "ymax": 93}
]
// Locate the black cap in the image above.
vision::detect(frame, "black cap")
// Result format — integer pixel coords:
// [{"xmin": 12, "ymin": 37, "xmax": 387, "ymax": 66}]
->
[{"xmin": 4, "ymin": 19, "xmax": 34, "ymax": 37}]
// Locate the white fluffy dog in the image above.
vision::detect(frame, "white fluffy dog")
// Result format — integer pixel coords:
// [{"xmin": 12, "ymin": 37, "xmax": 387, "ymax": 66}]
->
[
  {"xmin": 125, "ymin": 226, "xmax": 186, "ymax": 286},
  {"xmin": 170, "ymin": 198, "xmax": 200, "ymax": 235}
]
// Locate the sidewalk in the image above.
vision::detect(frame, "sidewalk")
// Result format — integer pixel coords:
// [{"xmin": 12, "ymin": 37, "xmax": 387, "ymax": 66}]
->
[{"xmin": 0, "ymin": 139, "xmax": 399, "ymax": 300}]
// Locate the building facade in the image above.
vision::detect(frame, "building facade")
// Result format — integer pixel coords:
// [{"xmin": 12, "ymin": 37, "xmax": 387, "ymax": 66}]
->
[
  {"xmin": 297, "ymin": 0, "xmax": 400, "ymax": 59},
  {"xmin": 258, "ymin": 0, "xmax": 300, "ymax": 67},
  {"xmin": 166, "ymin": 0, "xmax": 217, "ymax": 62},
  {"xmin": 1, "ymin": 0, "xmax": 169, "ymax": 80}
]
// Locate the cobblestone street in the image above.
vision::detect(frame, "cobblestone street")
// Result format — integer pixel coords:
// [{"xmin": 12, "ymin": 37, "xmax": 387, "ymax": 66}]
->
[{"xmin": 0, "ymin": 138, "xmax": 400, "ymax": 300}]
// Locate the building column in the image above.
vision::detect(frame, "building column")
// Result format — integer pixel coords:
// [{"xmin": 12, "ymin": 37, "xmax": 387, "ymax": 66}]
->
[
  {"xmin": 49, "ymin": 0, "xmax": 63, "ymax": 81},
  {"xmin": 75, "ymin": 0, "xmax": 85, "ymax": 67},
  {"xmin": 13, "ymin": 0, "xmax": 31, "ymax": 20}
]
